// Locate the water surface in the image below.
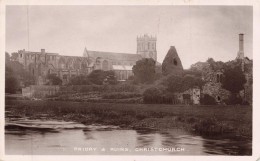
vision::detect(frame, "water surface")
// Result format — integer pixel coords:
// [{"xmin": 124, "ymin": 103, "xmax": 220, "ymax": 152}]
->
[{"xmin": 5, "ymin": 114, "xmax": 251, "ymax": 155}]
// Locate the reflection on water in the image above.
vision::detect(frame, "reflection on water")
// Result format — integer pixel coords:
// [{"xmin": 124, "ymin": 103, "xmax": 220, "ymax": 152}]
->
[{"xmin": 5, "ymin": 117, "xmax": 251, "ymax": 155}]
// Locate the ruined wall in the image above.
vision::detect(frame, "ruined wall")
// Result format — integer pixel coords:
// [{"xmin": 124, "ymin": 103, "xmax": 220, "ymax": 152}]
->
[
  {"xmin": 162, "ymin": 46, "xmax": 183, "ymax": 76},
  {"xmin": 202, "ymin": 82, "xmax": 230, "ymax": 103}
]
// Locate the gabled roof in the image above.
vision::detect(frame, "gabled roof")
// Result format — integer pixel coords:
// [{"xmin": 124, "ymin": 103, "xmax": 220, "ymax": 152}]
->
[{"xmin": 86, "ymin": 50, "xmax": 142, "ymax": 61}]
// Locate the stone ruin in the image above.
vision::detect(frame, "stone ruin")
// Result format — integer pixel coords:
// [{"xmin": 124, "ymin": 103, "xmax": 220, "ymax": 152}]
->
[{"xmin": 162, "ymin": 46, "xmax": 183, "ymax": 76}]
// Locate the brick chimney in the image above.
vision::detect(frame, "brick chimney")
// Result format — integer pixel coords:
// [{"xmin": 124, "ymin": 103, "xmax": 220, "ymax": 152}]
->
[{"xmin": 236, "ymin": 34, "xmax": 244, "ymax": 60}]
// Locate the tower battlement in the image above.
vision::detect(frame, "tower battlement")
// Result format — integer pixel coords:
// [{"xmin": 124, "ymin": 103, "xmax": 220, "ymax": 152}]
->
[
  {"xmin": 137, "ymin": 34, "xmax": 157, "ymax": 41},
  {"xmin": 136, "ymin": 34, "xmax": 157, "ymax": 61}
]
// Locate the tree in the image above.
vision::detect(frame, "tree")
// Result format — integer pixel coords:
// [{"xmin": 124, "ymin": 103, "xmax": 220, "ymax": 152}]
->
[
  {"xmin": 104, "ymin": 73, "xmax": 117, "ymax": 85},
  {"xmin": 5, "ymin": 67, "xmax": 19, "ymax": 94},
  {"xmin": 165, "ymin": 74, "xmax": 183, "ymax": 93},
  {"xmin": 222, "ymin": 66, "xmax": 246, "ymax": 94},
  {"xmin": 88, "ymin": 70, "xmax": 116, "ymax": 85},
  {"xmin": 132, "ymin": 58, "xmax": 156, "ymax": 83},
  {"xmin": 47, "ymin": 74, "xmax": 62, "ymax": 85},
  {"xmin": 207, "ymin": 58, "xmax": 226, "ymax": 71},
  {"xmin": 165, "ymin": 74, "xmax": 204, "ymax": 93},
  {"xmin": 6, "ymin": 52, "xmax": 35, "ymax": 86},
  {"xmin": 5, "ymin": 52, "xmax": 10, "ymax": 63},
  {"xmin": 10, "ymin": 52, "xmax": 19, "ymax": 61}
]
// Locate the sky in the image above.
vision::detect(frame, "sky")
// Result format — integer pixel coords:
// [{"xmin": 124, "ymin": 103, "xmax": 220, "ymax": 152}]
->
[{"xmin": 6, "ymin": 5, "xmax": 252, "ymax": 69}]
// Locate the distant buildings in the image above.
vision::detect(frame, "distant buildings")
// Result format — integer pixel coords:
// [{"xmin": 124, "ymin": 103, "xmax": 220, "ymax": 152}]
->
[{"xmin": 15, "ymin": 34, "xmax": 157, "ymax": 84}]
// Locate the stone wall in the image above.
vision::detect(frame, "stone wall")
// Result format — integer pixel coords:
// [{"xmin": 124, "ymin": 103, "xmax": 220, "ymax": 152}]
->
[
  {"xmin": 202, "ymin": 82, "xmax": 230, "ymax": 103},
  {"xmin": 177, "ymin": 87, "xmax": 201, "ymax": 105},
  {"xmin": 22, "ymin": 85, "xmax": 60, "ymax": 98}
]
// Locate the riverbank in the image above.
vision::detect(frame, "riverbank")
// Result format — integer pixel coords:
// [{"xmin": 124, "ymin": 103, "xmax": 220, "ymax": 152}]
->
[{"xmin": 5, "ymin": 99, "xmax": 252, "ymax": 140}]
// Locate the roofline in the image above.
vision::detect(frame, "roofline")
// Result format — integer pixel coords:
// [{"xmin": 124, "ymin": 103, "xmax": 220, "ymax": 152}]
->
[{"xmin": 87, "ymin": 50, "xmax": 137, "ymax": 56}]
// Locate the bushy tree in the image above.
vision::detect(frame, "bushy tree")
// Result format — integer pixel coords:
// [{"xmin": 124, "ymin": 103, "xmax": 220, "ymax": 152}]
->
[
  {"xmin": 200, "ymin": 94, "xmax": 216, "ymax": 105},
  {"xmin": 165, "ymin": 74, "xmax": 204, "ymax": 93},
  {"xmin": 5, "ymin": 67, "xmax": 19, "ymax": 94},
  {"xmin": 132, "ymin": 58, "xmax": 156, "ymax": 83},
  {"xmin": 5, "ymin": 52, "xmax": 35, "ymax": 86},
  {"xmin": 104, "ymin": 73, "xmax": 117, "ymax": 85},
  {"xmin": 222, "ymin": 66, "xmax": 246, "ymax": 94},
  {"xmin": 165, "ymin": 75, "xmax": 183, "ymax": 93},
  {"xmin": 47, "ymin": 74, "xmax": 62, "ymax": 85},
  {"xmin": 88, "ymin": 70, "xmax": 117, "ymax": 85}
]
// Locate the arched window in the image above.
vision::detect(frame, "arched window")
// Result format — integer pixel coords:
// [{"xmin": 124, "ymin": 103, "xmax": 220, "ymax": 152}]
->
[
  {"xmin": 173, "ymin": 59, "xmax": 178, "ymax": 66},
  {"xmin": 96, "ymin": 57, "xmax": 101, "ymax": 64}
]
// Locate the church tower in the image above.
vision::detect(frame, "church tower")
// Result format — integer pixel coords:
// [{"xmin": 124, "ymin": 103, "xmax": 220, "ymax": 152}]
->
[{"xmin": 137, "ymin": 34, "xmax": 157, "ymax": 61}]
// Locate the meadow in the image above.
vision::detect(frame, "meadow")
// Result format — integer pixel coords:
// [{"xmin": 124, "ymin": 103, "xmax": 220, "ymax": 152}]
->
[{"xmin": 5, "ymin": 99, "xmax": 252, "ymax": 139}]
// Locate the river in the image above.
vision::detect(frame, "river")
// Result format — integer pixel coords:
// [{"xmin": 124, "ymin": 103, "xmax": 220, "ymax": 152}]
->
[{"xmin": 5, "ymin": 112, "xmax": 251, "ymax": 155}]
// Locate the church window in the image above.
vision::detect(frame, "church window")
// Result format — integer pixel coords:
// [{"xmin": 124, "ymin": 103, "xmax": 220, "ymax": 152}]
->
[{"xmin": 20, "ymin": 54, "xmax": 22, "ymax": 58}]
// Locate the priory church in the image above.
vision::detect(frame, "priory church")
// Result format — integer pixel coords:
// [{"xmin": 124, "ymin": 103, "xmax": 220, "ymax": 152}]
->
[{"xmin": 16, "ymin": 34, "xmax": 157, "ymax": 84}]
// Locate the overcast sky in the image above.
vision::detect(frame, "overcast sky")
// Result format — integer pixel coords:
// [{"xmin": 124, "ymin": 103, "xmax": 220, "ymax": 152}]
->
[{"xmin": 6, "ymin": 5, "xmax": 252, "ymax": 69}]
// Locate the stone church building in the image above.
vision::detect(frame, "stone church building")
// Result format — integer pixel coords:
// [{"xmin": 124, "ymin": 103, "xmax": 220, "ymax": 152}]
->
[{"xmin": 16, "ymin": 34, "xmax": 157, "ymax": 84}]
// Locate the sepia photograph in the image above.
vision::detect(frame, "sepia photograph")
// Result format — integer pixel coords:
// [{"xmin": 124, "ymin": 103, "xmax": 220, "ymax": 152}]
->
[{"xmin": 1, "ymin": 1, "xmax": 259, "ymax": 160}]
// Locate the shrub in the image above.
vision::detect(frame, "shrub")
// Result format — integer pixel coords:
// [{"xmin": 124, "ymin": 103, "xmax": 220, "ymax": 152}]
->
[
  {"xmin": 88, "ymin": 70, "xmax": 116, "ymax": 85},
  {"xmin": 47, "ymin": 74, "xmax": 62, "ymax": 85},
  {"xmin": 200, "ymin": 94, "xmax": 216, "ymax": 105},
  {"xmin": 224, "ymin": 94, "xmax": 243, "ymax": 105},
  {"xmin": 143, "ymin": 87, "xmax": 162, "ymax": 104},
  {"xmin": 68, "ymin": 75, "xmax": 92, "ymax": 85}
]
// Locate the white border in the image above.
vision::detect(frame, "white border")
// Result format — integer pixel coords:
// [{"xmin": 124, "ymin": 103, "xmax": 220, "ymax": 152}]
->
[{"xmin": 0, "ymin": 0, "xmax": 260, "ymax": 161}]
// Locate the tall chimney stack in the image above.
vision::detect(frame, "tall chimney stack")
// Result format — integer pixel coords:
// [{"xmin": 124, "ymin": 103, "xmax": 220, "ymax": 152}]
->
[
  {"xmin": 236, "ymin": 33, "xmax": 244, "ymax": 59},
  {"xmin": 239, "ymin": 33, "xmax": 244, "ymax": 52}
]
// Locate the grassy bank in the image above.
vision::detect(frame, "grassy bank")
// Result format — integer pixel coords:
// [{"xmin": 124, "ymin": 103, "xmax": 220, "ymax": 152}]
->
[{"xmin": 5, "ymin": 99, "xmax": 252, "ymax": 139}]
